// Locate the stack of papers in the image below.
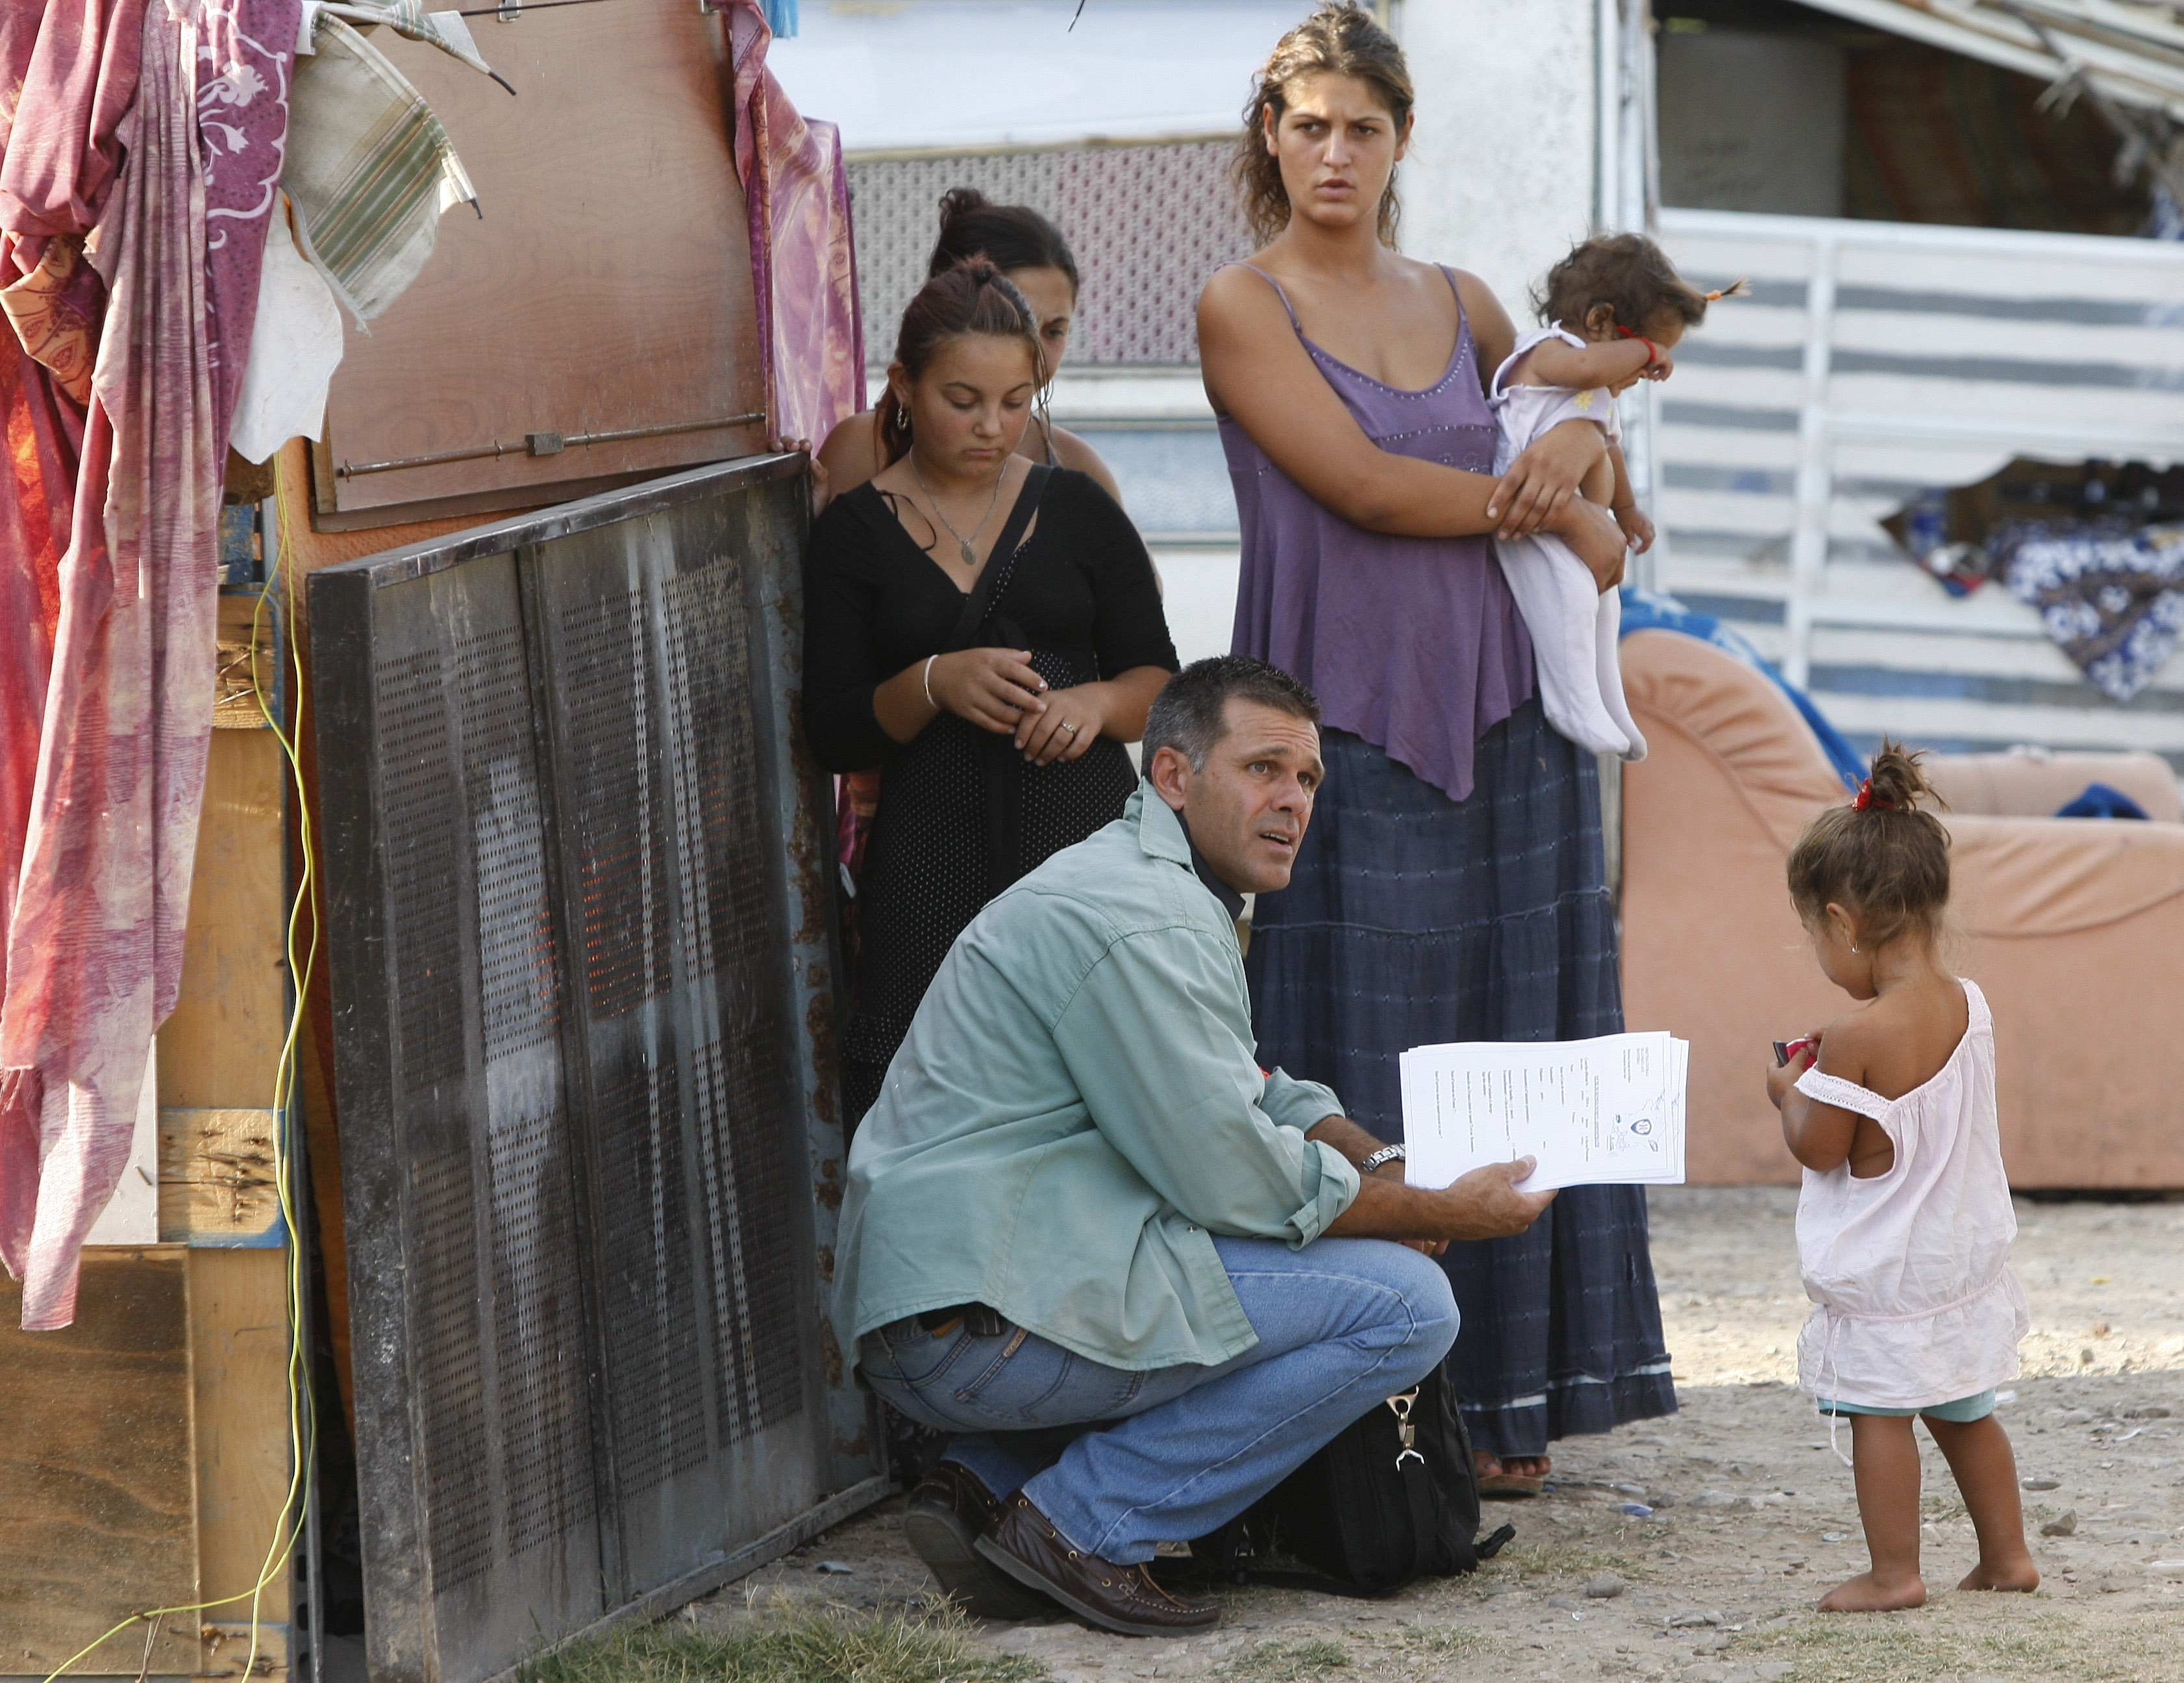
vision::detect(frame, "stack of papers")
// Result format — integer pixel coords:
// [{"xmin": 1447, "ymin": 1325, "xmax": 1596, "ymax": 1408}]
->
[{"xmin": 1399, "ymin": 1032, "xmax": 1688, "ymax": 1192}]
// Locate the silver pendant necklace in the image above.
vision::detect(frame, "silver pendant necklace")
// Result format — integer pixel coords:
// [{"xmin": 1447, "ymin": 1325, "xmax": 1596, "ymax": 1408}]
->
[{"xmin": 910, "ymin": 452, "xmax": 1006, "ymax": 567}]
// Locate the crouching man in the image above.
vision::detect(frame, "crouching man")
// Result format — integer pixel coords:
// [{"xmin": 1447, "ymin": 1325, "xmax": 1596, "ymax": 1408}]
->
[{"xmin": 830, "ymin": 656, "xmax": 1554, "ymax": 1636}]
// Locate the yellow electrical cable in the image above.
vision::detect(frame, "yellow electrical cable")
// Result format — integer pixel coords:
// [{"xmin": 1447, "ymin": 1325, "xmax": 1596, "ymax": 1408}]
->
[{"xmin": 38, "ymin": 469, "xmax": 319, "ymax": 1683}]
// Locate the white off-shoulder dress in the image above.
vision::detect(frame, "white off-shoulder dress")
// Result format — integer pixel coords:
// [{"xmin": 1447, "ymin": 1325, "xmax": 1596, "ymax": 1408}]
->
[{"xmin": 1792, "ymin": 979, "xmax": 2030, "ymax": 1413}]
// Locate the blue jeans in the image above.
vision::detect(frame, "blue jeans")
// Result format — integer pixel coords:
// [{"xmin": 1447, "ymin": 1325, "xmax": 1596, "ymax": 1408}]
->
[{"xmin": 856, "ymin": 1236, "xmax": 1459, "ymax": 1564}]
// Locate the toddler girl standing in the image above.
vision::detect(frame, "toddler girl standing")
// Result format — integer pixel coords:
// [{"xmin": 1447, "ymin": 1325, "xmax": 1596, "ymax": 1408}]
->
[{"xmin": 1765, "ymin": 743, "xmax": 2037, "ymax": 1612}]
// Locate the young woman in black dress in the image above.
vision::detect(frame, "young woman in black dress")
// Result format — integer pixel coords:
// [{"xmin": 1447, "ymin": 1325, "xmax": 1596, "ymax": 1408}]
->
[{"xmin": 802, "ymin": 263, "xmax": 1178, "ymax": 1127}]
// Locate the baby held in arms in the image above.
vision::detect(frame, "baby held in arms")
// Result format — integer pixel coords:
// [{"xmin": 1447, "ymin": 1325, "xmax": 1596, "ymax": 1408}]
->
[
  {"xmin": 1765, "ymin": 743, "xmax": 2038, "ymax": 1613},
  {"xmin": 1489, "ymin": 234, "xmax": 1741, "ymax": 758}
]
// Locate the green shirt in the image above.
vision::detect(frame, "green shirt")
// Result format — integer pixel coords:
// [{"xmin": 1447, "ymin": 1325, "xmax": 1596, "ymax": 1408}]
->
[{"xmin": 832, "ymin": 783, "xmax": 1360, "ymax": 1373}]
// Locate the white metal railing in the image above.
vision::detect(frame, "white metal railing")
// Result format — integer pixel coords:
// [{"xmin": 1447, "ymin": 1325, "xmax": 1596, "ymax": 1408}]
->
[{"xmin": 1657, "ymin": 206, "xmax": 2184, "ymax": 690}]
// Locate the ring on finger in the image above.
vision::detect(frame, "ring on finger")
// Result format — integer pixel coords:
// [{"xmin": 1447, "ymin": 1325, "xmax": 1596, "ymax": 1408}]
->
[{"xmin": 1060, "ymin": 720, "xmax": 1080, "ymax": 736}]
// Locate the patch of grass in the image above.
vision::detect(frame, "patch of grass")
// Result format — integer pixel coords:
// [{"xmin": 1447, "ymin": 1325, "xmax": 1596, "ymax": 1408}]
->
[
  {"xmin": 518, "ymin": 1597, "xmax": 1049, "ymax": 1683},
  {"xmin": 1369, "ymin": 1621, "xmax": 1488, "ymax": 1660},
  {"xmin": 1738, "ymin": 1606, "xmax": 2170, "ymax": 1683},
  {"xmin": 1218, "ymin": 1637, "xmax": 1351, "ymax": 1682},
  {"xmin": 1481, "ymin": 1541, "xmax": 1646, "ymax": 1584}
]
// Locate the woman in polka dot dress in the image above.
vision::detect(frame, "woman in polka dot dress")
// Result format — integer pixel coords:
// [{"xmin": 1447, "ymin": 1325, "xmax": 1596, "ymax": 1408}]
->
[{"xmin": 803, "ymin": 262, "xmax": 1178, "ymax": 1131}]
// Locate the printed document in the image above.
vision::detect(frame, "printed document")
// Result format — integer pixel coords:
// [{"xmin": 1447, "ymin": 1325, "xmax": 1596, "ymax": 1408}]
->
[{"xmin": 1400, "ymin": 1032, "xmax": 1688, "ymax": 1192}]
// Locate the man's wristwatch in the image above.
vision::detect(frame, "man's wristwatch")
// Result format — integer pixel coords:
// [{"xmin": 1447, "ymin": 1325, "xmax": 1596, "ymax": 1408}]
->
[{"xmin": 1359, "ymin": 1144, "xmax": 1406, "ymax": 1175}]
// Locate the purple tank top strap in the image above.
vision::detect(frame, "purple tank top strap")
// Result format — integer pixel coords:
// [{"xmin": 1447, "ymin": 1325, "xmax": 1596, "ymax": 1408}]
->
[
  {"xmin": 1231, "ymin": 262, "xmax": 1304, "ymax": 333},
  {"xmin": 1232, "ymin": 261, "xmax": 1469, "ymax": 353},
  {"xmin": 1435, "ymin": 264, "xmax": 1470, "ymax": 343}
]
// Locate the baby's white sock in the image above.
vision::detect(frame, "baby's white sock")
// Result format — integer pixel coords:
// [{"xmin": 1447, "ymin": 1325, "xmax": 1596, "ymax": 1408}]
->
[
  {"xmin": 1498, "ymin": 534, "xmax": 1630, "ymax": 757},
  {"xmin": 1596, "ymin": 586, "xmax": 1646, "ymax": 761}
]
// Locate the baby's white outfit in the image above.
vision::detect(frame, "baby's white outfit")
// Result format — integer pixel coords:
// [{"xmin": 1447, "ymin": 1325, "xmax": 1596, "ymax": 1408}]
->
[
  {"xmin": 1792, "ymin": 979, "xmax": 2029, "ymax": 1441},
  {"xmin": 1488, "ymin": 325, "xmax": 1646, "ymax": 760}
]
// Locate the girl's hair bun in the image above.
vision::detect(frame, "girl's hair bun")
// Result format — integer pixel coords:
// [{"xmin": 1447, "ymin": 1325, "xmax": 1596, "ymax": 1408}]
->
[
  {"xmin": 924, "ymin": 187, "xmax": 1078, "ymax": 291},
  {"xmin": 1785, "ymin": 737, "xmax": 1952, "ymax": 943},
  {"xmin": 1863, "ymin": 740, "xmax": 1936, "ymax": 814},
  {"xmin": 937, "ymin": 186, "xmax": 994, "ymax": 229}
]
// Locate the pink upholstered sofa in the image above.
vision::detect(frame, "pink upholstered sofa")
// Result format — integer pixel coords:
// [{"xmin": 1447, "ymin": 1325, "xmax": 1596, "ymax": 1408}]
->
[{"xmin": 1619, "ymin": 629, "xmax": 2184, "ymax": 1188}]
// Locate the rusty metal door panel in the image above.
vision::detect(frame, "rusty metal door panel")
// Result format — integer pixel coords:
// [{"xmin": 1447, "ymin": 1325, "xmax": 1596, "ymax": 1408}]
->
[{"xmin": 309, "ymin": 458, "xmax": 882, "ymax": 1683}]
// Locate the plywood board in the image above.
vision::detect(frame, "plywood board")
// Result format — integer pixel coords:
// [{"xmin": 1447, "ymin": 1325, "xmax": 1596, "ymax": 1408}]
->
[
  {"xmin": 160, "ymin": 729, "xmax": 287, "ymax": 1112},
  {"xmin": 0, "ymin": 1250, "xmax": 201, "ymax": 1677},
  {"xmin": 160, "ymin": 1108, "xmax": 282, "ymax": 1244},
  {"xmin": 189, "ymin": 1249, "xmax": 296, "ymax": 1638},
  {"xmin": 310, "ymin": 0, "xmax": 769, "ymax": 523}
]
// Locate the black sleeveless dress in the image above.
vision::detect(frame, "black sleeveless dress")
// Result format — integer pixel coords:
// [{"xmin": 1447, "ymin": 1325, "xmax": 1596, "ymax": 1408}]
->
[{"xmin": 802, "ymin": 468, "xmax": 1177, "ymax": 1127}]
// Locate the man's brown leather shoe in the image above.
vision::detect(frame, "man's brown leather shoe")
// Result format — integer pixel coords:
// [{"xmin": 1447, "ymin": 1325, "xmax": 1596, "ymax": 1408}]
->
[
  {"xmin": 903, "ymin": 1464, "xmax": 1052, "ymax": 1621},
  {"xmin": 974, "ymin": 1493, "xmax": 1221, "ymax": 1637}
]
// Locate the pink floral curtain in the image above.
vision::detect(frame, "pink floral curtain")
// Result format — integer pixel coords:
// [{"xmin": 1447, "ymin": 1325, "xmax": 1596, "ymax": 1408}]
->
[
  {"xmin": 725, "ymin": 0, "xmax": 863, "ymax": 447},
  {"xmin": 0, "ymin": 0, "xmax": 293, "ymax": 1330}
]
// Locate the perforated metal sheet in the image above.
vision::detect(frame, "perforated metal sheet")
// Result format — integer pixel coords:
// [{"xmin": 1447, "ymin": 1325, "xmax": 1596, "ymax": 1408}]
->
[
  {"xmin": 310, "ymin": 458, "xmax": 878, "ymax": 1683},
  {"xmin": 849, "ymin": 141, "xmax": 1249, "ymax": 369}
]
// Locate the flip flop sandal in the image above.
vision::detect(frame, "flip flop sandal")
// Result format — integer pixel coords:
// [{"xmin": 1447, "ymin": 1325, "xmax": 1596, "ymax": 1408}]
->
[{"xmin": 1476, "ymin": 1456, "xmax": 1549, "ymax": 1499}]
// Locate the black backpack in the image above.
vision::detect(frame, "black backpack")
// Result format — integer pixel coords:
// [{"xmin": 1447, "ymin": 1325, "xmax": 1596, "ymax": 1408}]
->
[{"xmin": 1185, "ymin": 1360, "xmax": 1515, "ymax": 1596}]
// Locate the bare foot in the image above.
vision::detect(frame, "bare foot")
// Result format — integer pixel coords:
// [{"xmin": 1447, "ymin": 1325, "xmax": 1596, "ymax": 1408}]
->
[
  {"xmin": 1818, "ymin": 1570, "xmax": 1927, "ymax": 1612},
  {"xmin": 1959, "ymin": 1557, "xmax": 2039, "ymax": 1593},
  {"xmin": 1504, "ymin": 1455, "xmax": 1551, "ymax": 1479}
]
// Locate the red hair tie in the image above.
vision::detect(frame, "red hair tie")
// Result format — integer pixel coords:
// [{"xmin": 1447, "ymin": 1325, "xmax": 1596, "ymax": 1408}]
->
[{"xmin": 1852, "ymin": 777, "xmax": 1895, "ymax": 812}]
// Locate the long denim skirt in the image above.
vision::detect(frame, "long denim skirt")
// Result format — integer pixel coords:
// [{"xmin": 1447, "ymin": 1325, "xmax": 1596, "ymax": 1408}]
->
[{"xmin": 1245, "ymin": 698, "xmax": 1677, "ymax": 1458}]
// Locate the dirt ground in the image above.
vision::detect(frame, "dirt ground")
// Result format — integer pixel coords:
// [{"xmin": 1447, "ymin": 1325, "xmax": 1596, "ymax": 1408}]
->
[{"xmin": 710, "ymin": 1187, "xmax": 2184, "ymax": 1682}]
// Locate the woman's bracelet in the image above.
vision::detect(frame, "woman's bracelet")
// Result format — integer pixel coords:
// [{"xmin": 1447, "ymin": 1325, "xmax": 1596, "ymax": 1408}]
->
[{"xmin": 921, "ymin": 654, "xmax": 939, "ymax": 712}]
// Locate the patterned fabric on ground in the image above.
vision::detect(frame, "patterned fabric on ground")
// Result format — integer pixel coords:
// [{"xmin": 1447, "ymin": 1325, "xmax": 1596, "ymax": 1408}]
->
[
  {"xmin": 1245, "ymin": 706, "xmax": 1677, "ymax": 1458},
  {"xmin": 282, "ymin": 11, "xmax": 475, "ymax": 323},
  {"xmin": 1, "ymin": 1, "xmax": 225, "ymax": 1329},
  {"xmin": 1994, "ymin": 519, "xmax": 2184, "ymax": 704}
]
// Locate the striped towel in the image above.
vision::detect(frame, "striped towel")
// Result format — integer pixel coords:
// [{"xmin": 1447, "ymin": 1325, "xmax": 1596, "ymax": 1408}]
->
[
  {"xmin": 308, "ymin": 1, "xmax": 505, "ymax": 82},
  {"xmin": 283, "ymin": 12, "xmax": 477, "ymax": 324}
]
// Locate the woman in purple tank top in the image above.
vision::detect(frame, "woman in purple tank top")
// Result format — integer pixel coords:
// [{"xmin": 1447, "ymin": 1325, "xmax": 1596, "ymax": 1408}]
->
[{"xmin": 1199, "ymin": 3, "xmax": 1674, "ymax": 1495}]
